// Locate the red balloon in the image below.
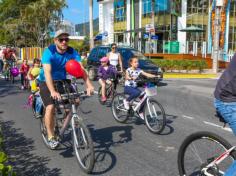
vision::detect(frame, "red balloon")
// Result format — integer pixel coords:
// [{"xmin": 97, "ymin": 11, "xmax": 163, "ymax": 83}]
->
[{"xmin": 65, "ymin": 60, "xmax": 84, "ymax": 78}]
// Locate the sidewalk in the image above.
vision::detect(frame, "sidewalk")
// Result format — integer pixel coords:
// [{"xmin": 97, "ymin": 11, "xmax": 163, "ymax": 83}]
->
[{"xmin": 163, "ymin": 73, "xmax": 221, "ymax": 79}]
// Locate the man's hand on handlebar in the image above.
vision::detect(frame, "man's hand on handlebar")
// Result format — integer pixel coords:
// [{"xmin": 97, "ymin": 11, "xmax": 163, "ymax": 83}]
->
[
  {"xmin": 51, "ymin": 91, "xmax": 61, "ymax": 101},
  {"xmin": 86, "ymin": 84, "xmax": 94, "ymax": 96}
]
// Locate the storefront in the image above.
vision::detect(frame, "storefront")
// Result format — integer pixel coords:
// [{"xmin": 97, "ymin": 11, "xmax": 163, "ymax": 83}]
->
[{"xmin": 98, "ymin": 0, "xmax": 236, "ymax": 59}]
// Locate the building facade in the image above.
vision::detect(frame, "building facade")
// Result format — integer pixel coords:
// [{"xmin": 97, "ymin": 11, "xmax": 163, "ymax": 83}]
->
[{"xmin": 98, "ymin": 0, "xmax": 236, "ymax": 58}]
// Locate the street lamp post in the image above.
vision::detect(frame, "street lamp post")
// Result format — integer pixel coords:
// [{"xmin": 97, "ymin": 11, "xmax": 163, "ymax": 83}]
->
[
  {"xmin": 212, "ymin": 0, "xmax": 223, "ymax": 73},
  {"xmin": 89, "ymin": 0, "xmax": 94, "ymax": 50}
]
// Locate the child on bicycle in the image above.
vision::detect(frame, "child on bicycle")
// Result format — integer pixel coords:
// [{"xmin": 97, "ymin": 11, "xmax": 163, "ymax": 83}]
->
[
  {"xmin": 123, "ymin": 56, "xmax": 157, "ymax": 115},
  {"xmin": 27, "ymin": 58, "xmax": 41, "ymax": 92},
  {"xmin": 98, "ymin": 56, "xmax": 117, "ymax": 102},
  {"xmin": 27, "ymin": 58, "xmax": 42, "ymax": 118},
  {"xmin": 20, "ymin": 59, "xmax": 30, "ymax": 90}
]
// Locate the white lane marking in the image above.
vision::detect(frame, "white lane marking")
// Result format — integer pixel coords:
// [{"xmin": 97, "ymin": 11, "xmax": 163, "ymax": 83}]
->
[
  {"xmin": 182, "ymin": 115, "xmax": 195, "ymax": 120},
  {"xmin": 94, "ymin": 91, "xmax": 98, "ymax": 95},
  {"xmin": 203, "ymin": 121, "xmax": 232, "ymax": 132}
]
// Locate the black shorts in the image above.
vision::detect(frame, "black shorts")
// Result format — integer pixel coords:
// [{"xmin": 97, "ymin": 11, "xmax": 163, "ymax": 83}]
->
[{"xmin": 39, "ymin": 80, "xmax": 75, "ymax": 107}]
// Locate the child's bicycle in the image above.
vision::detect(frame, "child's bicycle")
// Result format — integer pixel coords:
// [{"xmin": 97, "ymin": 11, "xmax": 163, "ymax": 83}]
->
[
  {"xmin": 177, "ymin": 112, "xmax": 236, "ymax": 176},
  {"xmin": 111, "ymin": 77, "xmax": 166, "ymax": 134},
  {"xmin": 98, "ymin": 78, "xmax": 116, "ymax": 105}
]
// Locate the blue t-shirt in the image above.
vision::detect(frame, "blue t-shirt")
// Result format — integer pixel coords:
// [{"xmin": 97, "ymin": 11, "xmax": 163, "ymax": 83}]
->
[{"xmin": 40, "ymin": 45, "xmax": 81, "ymax": 81}]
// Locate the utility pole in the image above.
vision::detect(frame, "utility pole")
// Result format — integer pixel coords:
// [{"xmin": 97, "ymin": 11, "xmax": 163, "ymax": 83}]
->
[
  {"xmin": 89, "ymin": 0, "xmax": 94, "ymax": 50},
  {"xmin": 212, "ymin": 0, "xmax": 223, "ymax": 73}
]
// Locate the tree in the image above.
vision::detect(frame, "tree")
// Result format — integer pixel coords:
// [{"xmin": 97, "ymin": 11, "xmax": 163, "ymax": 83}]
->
[{"xmin": 0, "ymin": 0, "xmax": 66, "ymax": 47}]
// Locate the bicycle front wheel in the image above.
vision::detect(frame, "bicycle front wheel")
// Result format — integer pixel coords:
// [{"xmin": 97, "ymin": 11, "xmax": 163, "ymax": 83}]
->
[
  {"xmin": 144, "ymin": 99, "xmax": 166, "ymax": 134},
  {"xmin": 71, "ymin": 115, "xmax": 94, "ymax": 174},
  {"xmin": 97, "ymin": 86, "xmax": 104, "ymax": 105},
  {"xmin": 111, "ymin": 93, "xmax": 128, "ymax": 123},
  {"xmin": 178, "ymin": 131, "xmax": 236, "ymax": 176}
]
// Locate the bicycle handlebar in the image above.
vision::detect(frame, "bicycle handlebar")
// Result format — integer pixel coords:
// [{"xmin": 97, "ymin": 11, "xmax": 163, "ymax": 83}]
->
[{"xmin": 136, "ymin": 77, "xmax": 159, "ymax": 85}]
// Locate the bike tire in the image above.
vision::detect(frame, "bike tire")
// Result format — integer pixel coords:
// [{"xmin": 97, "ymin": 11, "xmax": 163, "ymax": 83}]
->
[
  {"xmin": 111, "ymin": 93, "xmax": 128, "ymax": 123},
  {"xmin": 71, "ymin": 116, "xmax": 95, "ymax": 174},
  {"xmin": 178, "ymin": 131, "xmax": 236, "ymax": 176},
  {"xmin": 32, "ymin": 95, "xmax": 37, "ymax": 118},
  {"xmin": 144, "ymin": 99, "xmax": 166, "ymax": 134},
  {"xmin": 11, "ymin": 74, "xmax": 14, "ymax": 84},
  {"xmin": 40, "ymin": 115, "xmax": 51, "ymax": 149}
]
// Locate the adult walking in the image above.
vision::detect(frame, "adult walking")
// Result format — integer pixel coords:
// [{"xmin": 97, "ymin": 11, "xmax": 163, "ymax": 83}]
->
[{"xmin": 107, "ymin": 43, "xmax": 123, "ymax": 73}]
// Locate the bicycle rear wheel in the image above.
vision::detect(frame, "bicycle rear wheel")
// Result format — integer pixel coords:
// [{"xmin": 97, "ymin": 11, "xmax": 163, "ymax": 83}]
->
[
  {"xmin": 71, "ymin": 115, "xmax": 94, "ymax": 174},
  {"xmin": 111, "ymin": 93, "xmax": 128, "ymax": 123},
  {"xmin": 178, "ymin": 131, "xmax": 236, "ymax": 176},
  {"xmin": 144, "ymin": 99, "xmax": 166, "ymax": 134}
]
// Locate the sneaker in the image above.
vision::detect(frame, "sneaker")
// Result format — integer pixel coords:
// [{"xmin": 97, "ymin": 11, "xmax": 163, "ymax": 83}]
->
[
  {"xmin": 101, "ymin": 96, "xmax": 107, "ymax": 102},
  {"xmin": 139, "ymin": 112, "xmax": 144, "ymax": 120},
  {"xmin": 35, "ymin": 112, "xmax": 42, "ymax": 119},
  {"xmin": 123, "ymin": 99, "xmax": 130, "ymax": 110},
  {"xmin": 21, "ymin": 86, "xmax": 24, "ymax": 90},
  {"xmin": 48, "ymin": 136, "xmax": 59, "ymax": 149}
]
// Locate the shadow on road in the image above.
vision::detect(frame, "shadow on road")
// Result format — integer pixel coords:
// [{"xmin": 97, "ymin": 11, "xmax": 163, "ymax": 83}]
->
[
  {"xmin": 89, "ymin": 125, "xmax": 134, "ymax": 175},
  {"xmin": 0, "ymin": 119, "xmax": 61, "ymax": 176},
  {"xmin": 0, "ymin": 79, "xmax": 21, "ymax": 98},
  {"xmin": 157, "ymin": 82, "xmax": 168, "ymax": 87},
  {"xmin": 159, "ymin": 114, "xmax": 178, "ymax": 135}
]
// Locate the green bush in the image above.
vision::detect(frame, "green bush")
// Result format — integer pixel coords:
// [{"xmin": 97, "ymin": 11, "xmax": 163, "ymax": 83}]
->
[
  {"xmin": 151, "ymin": 59, "xmax": 207, "ymax": 73},
  {"xmin": 0, "ymin": 128, "xmax": 16, "ymax": 176}
]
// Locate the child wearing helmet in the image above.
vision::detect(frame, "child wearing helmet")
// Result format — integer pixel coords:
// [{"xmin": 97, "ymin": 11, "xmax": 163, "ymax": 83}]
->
[
  {"xmin": 98, "ymin": 56, "xmax": 117, "ymax": 102},
  {"xmin": 20, "ymin": 59, "xmax": 30, "ymax": 90}
]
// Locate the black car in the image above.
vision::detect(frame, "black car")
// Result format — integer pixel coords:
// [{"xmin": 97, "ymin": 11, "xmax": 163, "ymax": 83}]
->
[{"xmin": 86, "ymin": 46, "xmax": 163, "ymax": 81}]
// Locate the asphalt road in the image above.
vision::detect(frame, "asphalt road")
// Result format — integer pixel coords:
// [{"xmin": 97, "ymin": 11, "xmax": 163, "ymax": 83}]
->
[{"xmin": 0, "ymin": 77, "xmax": 235, "ymax": 176}]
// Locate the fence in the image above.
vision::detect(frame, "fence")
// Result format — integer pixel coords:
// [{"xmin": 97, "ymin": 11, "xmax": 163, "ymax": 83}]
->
[{"xmin": 18, "ymin": 47, "xmax": 43, "ymax": 61}]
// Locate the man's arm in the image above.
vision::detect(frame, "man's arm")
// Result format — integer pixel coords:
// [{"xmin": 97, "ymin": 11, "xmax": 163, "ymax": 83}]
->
[{"xmin": 80, "ymin": 63, "xmax": 94, "ymax": 95}]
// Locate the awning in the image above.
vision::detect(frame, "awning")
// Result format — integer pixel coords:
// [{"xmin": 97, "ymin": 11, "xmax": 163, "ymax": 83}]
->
[{"xmin": 179, "ymin": 26, "xmax": 204, "ymax": 32}]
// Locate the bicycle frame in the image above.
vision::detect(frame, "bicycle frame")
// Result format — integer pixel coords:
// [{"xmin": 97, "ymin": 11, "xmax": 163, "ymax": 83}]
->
[{"xmin": 202, "ymin": 146, "xmax": 236, "ymax": 176}]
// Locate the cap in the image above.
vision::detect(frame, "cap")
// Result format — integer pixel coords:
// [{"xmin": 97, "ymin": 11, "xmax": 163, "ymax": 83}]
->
[
  {"xmin": 100, "ymin": 57, "xmax": 109, "ymax": 62},
  {"xmin": 54, "ymin": 29, "xmax": 69, "ymax": 38}
]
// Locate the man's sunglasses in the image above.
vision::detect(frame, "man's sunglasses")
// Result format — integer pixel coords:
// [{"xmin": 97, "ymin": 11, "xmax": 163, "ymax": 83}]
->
[
  {"xmin": 58, "ymin": 38, "xmax": 69, "ymax": 43},
  {"xmin": 112, "ymin": 47, "xmax": 117, "ymax": 49}
]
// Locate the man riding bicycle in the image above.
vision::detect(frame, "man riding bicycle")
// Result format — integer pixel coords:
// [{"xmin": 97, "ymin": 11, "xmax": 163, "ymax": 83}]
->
[
  {"xmin": 214, "ymin": 53, "xmax": 236, "ymax": 175},
  {"xmin": 2, "ymin": 47, "xmax": 17, "ymax": 72},
  {"xmin": 39, "ymin": 29, "xmax": 94, "ymax": 149}
]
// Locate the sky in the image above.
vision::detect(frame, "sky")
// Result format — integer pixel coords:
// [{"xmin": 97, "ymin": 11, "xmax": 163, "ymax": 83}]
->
[{"xmin": 63, "ymin": 0, "xmax": 99, "ymax": 25}]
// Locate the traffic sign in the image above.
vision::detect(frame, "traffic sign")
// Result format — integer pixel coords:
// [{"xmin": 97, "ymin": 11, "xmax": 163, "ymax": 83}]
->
[{"xmin": 145, "ymin": 24, "xmax": 155, "ymax": 33}]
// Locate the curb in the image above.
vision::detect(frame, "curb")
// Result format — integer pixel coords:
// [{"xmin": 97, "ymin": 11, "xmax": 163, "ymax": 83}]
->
[{"xmin": 163, "ymin": 74, "xmax": 217, "ymax": 79}]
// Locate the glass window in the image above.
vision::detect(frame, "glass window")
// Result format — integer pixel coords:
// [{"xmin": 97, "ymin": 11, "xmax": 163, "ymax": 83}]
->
[
  {"xmin": 89, "ymin": 48, "xmax": 97, "ymax": 60},
  {"xmin": 114, "ymin": 0, "xmax": 126, "ymax": 22},
  {"xmin": 97, "ymin": 48, "xmax": 109, "ymax": 59}
]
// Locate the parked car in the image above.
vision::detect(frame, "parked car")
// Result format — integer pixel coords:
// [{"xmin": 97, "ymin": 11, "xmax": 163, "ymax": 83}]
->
[{"xmin": 86, "ymin": 45, "xmax": 163, "ymax": 81}]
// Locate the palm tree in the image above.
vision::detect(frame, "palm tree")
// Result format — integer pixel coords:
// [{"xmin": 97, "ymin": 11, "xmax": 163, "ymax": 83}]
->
[{"xmin": 89, "ymin": 0, "xmax": 94, "ymax": 49}]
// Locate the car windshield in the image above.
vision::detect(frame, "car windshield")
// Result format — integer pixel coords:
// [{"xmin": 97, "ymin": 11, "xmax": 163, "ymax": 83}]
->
[
  {"xmin": 130, "ymin": 50, "xmax": 147, "ymax": 60},
  {"xmin": 119, "ymin": 48, "xmax": 148, "ymax": 61}
]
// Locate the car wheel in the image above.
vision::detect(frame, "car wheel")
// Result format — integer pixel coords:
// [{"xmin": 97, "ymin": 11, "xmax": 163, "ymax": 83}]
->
[{"xmin": 88, "ymin": 68, "xmax": 96, "ymax": 81}]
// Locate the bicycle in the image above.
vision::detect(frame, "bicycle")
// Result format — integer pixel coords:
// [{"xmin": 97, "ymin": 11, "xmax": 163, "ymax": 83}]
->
[
  {"xmin": 4, "ymin": 59, "xmax": 16, "ymax": 83},
  {"xmin": 98, "ymin": 78, "xmax": 116, "ymax": 105},
  {"xmin": 40, "ymin": 80, "xmax": 95, "ymax": 173},
  {"xmin": 177, "ymin": 112, "xmax": 236, "ymax": 176},
  {"xmin": 111, "ymin": 78, "xmax": 166, "ymax": 134}
]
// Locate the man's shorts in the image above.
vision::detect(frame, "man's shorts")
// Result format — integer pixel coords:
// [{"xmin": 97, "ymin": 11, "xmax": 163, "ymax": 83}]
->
[{"xmin": 39, "ymin": 80, "xmax": 75, "ymax": 107}]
